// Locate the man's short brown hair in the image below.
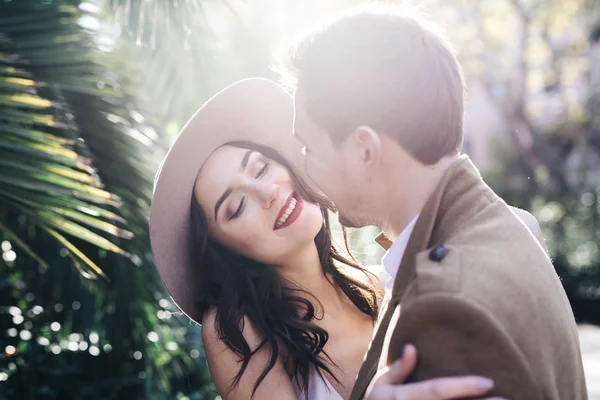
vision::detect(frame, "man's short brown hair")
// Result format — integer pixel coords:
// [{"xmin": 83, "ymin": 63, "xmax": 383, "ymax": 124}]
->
[{"xmin": 283, "ymin": 4, "xmax": 465, "ymax": 164}]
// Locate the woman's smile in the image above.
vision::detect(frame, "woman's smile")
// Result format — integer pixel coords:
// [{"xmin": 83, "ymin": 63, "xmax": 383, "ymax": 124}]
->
[{"xmin": 274, "ymin": 192, "xmax": 304, "ymax": 230}]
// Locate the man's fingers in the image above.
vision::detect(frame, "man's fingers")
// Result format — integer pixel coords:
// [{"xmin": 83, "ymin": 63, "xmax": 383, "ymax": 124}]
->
[
  {"xmin": 375, "ymin": 360, "xmax": 403, "ymax": 386},
  {"xmin": 397, "ymin": 344, "xmax": 417, "ymax": 380},
  {"xmin": 367, "ymin": 346, "xmax": 502, "ymax": 400},
  {"xmin": 396, "ymin": 376, "xmax": 497, "ymax": 400},
  {"xmin": 377, "ymin": 344, "xmax": 418, "ymax": 385}
]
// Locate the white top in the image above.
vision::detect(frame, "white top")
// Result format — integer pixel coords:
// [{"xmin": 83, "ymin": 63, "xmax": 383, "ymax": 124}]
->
[
  {"xmin": 292, "ymin": 265, "xmax": 391, "ymax": 399},
  {"xmin": 294, "ymin": 216, "xmax": 419, "ymax": 399},
  {"xmin": 381, "ymin": 215, "xmax": 420, "ymax": 290},
  {"xmin": 293, "ymin": 366, "xmax": 343, "ymax": 399}
]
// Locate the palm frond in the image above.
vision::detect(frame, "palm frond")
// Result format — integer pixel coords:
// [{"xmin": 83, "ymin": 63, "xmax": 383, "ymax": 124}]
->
[
  {"xmin": 101, "ymin": 0, "xmax": 227, "ymax": 130},
  {"xmin": 0, "ymin": 218, "xmax": 48, "ymax": 268},
  {"xmin": 103, "ymin": 0, "xmax": 207, "ymax": 48},
  {"xmin": 0, "ymin": 2, "xmax": 131, "ymax": 274},
  {"xmin": 43, "ymin": 225, "xmax": 107, "ymax": 280},
  {"xmin": 0, "ymin": 1, "xmax": 217, "ymax": 397}
]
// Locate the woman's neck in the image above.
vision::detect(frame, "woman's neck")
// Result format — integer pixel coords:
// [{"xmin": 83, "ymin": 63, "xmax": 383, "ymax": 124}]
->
[{"xmin": 275, "ymin": 245, "xmax": 345, "ymax": 316}]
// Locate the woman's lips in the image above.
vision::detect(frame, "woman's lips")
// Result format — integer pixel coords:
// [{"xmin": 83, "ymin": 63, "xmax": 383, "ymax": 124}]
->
[{"xmin": 274, "ymin": 192, "xmax": 304, "ymax": 230}]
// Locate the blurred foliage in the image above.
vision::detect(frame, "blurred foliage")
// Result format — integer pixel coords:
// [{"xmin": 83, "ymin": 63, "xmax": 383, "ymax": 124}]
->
[
  {"xmin": 423, "ymin": 0, "xmax": 600, "ymax": 324},
  {"xmin": 101, "ymin": 0, "xmax": 228, "ymax": 134},
  {"xmin": 0, "ymin": 1, "xmax": 215, "ymax": 399},
  {"xmin": 1, "ymin": 0, "xmax": 599, "ymax": 399}
]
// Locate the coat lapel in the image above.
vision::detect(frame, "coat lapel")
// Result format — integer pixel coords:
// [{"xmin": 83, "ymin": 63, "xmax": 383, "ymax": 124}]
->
[
  {"xmin": 349, "ymin": 295, "xmax": 396, "ymax": 400},
  {"xmin": 350, "ymin": 155, "xmax": 495, "ymax": 399}
]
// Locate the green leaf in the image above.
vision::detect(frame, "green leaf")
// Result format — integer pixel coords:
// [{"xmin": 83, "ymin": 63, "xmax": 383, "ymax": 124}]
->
[
  {"xmin": 0, "ymin": 93, "xmax": 54, "ymax": 108},
  {"xmin": 0, "ymin": 123, "xmax": 73, "ymax": 146},
  {"xmin": 0, "ymin": 218, "xmax": 48, "ymax": 269},
  {"xmin": 0, "ymin": 188, "xmax": 125, "ymax": 223},
  {"xmin": 47, "ymin": 206, "xmax": 133, "ymax": 239},
  {"xmin": 37, "ymin": 210, "xmax": 130, "ymax": 256},
  {"xmin": 0, "ymin": 175, "xmax": 121, "ymax": 207},
  {"xmin": 43, "ymin": 224, "xmax": 107, "ymax": 280}
]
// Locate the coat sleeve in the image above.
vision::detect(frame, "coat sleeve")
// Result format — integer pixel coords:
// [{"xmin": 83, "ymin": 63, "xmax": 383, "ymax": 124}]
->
[{"xmin": 382, "ymin": 294, "xmax": 544, "ymax": 400}]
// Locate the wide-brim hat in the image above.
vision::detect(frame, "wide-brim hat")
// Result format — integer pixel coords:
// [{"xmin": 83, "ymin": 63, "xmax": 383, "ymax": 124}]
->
[{"xmin": 149, "ymin": 78, "xmax": 303, "ymax": 325}]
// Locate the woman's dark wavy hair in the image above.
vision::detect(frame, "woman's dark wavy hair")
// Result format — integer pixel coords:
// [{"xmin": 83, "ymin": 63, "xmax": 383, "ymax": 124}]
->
[{"xmin": 190, "ymin": 141, "xmax": 381, "ymax": 398}]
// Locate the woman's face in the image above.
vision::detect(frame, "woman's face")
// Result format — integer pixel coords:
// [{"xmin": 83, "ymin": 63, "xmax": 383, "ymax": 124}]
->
[{"xmin": 194, "ymin": 145, "xmax": 324, "ymax": 265}]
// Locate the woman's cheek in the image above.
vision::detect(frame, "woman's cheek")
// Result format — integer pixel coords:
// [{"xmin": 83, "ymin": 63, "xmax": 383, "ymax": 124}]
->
[
  {"xmin": 305, "ymin": 203, "xmax": 323, "ymax": 223},
  {"xmin": 245, "ymin": 240, "xmax": 281, "ymax": 265}
]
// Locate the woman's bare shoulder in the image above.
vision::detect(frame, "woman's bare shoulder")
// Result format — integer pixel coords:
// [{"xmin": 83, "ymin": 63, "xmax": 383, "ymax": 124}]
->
[
  {"xmin": 200, "ymin": 307, "xmax": 297, "ymax": 400},
  {"xmin": 201, "ymin": 307, "xmax": 263, "ymax": 348},
  {"xmin": 200, "ymin": 307, "xmax": 224, "ymax": 341}
]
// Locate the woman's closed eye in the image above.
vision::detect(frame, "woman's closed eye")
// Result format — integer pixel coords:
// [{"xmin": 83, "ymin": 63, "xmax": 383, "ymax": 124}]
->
[
  {"xmin": 255, "ymin": 160, "xmax": 270, "ymax": 178},
  {"xmin": 229, "ymin": 196, "xmax": 246, "ymax": 220}
]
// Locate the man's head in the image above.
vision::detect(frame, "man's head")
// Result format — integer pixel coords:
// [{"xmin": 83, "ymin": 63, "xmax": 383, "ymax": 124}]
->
[{"xmin": 286, "ymin": 4, "xmax": 465, "ymax": 228}]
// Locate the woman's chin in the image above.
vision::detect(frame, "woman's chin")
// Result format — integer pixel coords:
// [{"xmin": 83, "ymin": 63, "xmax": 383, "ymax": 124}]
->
[{"xmin": 281, "ymin": 213, "xmax": 323, "ymax": 246}]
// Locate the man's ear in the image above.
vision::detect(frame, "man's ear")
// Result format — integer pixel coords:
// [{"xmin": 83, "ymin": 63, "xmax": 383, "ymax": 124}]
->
[{"xmin": 354, "ymin": 126, "xmax": 382, "ymax": 169}]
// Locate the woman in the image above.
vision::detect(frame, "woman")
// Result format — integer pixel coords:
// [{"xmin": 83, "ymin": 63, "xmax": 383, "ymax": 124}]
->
[{"xmin": 150, "ymin": 78, "xmax": 533, "ymax": 399}]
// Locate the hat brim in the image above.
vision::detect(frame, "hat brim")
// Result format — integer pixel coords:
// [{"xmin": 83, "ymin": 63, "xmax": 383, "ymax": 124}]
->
[{"xmin": 149, "ymin": 78, "xmax": 302, "ymax": 325}]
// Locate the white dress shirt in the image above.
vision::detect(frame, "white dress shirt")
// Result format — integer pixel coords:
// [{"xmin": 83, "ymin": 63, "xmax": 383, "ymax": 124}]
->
[{"xmin": 381, "ymin": 215, "xmax": 420, "ymax": 293}]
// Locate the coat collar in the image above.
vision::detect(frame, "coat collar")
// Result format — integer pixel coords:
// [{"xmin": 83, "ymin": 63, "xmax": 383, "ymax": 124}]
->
[{"xmin": 388, "ymin": 154, "xmax": 496, "ymax": 299}]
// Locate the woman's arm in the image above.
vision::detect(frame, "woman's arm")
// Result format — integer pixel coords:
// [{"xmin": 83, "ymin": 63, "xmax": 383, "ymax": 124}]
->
[{"xmin": 202, "ymin": 309, "xmax": 298, "ymax": 400}]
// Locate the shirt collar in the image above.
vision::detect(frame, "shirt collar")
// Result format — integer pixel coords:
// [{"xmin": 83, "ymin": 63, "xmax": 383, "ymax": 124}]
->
[{"xmin": 381, "ymin": 215, "xmax": 420, "ymax": 289}]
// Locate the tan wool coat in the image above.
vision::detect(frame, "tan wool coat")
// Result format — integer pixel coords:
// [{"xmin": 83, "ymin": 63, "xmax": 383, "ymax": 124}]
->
[{"xmin": 350, "ymin": 156, "xmax": 588, "ymax": 400}]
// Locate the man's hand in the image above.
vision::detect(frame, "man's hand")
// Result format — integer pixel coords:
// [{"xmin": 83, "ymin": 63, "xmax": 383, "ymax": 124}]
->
[{"xmin": 366, "ymin": 344, "xmax": 507, "ymax": 400}]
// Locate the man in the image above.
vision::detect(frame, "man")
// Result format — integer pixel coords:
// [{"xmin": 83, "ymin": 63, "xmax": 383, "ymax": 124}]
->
[{"xmin": 285, "ymin": 4, "xmax": 587, "ymax": 400}]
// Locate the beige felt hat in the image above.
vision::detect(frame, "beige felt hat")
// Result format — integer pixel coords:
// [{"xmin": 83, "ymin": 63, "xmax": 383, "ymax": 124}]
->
[{"xmin": 149, "ymin": 78, "xmax": 303, "ymax": 325}]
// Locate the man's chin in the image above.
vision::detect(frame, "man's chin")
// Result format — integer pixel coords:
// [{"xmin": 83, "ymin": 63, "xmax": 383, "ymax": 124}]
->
[{"xmin": 337, "ymin": 212, "xmax": 367, "ymax": 229}]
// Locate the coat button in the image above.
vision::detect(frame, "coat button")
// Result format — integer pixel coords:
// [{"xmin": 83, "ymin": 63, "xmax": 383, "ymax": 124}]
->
[{"xmin": 429, "ymin": 245, "xmax": 448, "ymax": 262}]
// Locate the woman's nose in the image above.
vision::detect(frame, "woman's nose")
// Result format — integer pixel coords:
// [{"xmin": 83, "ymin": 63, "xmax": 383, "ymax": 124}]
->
[{"xmin": 256, "ymin": 182, "xmax": 279, "ymax": 209}]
